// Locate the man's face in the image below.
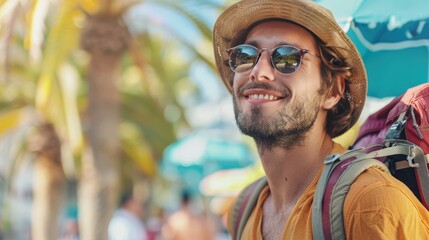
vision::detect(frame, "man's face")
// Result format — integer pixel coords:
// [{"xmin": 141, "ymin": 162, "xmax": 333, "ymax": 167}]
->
[{"xmin": 232, "ymin": 21, "xmax": 325, "ymax": 149}]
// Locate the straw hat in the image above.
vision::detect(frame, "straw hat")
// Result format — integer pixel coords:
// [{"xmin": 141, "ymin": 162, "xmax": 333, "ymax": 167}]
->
[{"xmin": 213, "ymin": 0, "xmax": 367, "ymax": 133}]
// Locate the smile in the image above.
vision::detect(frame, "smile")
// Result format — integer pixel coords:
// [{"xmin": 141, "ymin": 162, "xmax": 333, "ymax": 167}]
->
[{"xmin": 248, "ymin": 94, "xmax": 279, "ymax": 101}]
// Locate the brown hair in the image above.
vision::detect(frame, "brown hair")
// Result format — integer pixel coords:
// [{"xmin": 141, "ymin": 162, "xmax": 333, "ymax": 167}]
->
[{"xmin": 316, "ymin": 40, "xmax": 354, "ymax": 138}]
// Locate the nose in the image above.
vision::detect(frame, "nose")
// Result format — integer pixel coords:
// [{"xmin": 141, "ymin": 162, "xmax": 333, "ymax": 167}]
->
[{"xmin": 250, "ymin": 50, "xmax": 275, "ymax": 82}]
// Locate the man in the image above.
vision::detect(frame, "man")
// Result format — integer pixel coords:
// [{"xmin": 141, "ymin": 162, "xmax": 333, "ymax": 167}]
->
[
  {"xmin": 161, "ymin": 191, "xmax": 216, "ymax": 240},
  {"xmin": 108, "ymin": 191, "xmax": 148, "ymax": 240},
  {"xmin": 212, "ymin": 0, "xmax": 429, "ymax": 239}
]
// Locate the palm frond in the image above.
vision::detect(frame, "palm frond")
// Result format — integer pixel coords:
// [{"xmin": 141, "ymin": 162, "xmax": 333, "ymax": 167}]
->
[
  {"xmin": 129, "ymin": 34, "xmax": 193, "ymax": 128},
  {"xmin": 121, "ymin": 123, "xmax": 157, "ymax": 177},
  {"xmin": 121, "ymin": 92, "xmax": 177, "ymax": 156},
  {"xmin": 58, "ymin": 63, "xmax": 83, "ymax": 155},
  {"xmin": 79, "ymin": 0, "xmax": 101, "ymax": 14},
  {"xmin": 0, "ymin": 0, "xmax": 27, "ymax": 82},
  {"xmin": 25, "ymin": 0, "xmax": 50, "ymax": 61},
  {"xmin": 35, "ymin": 0, "xmax": 81, "ymax": 115},
  {"xmin": 0, "ymin": 107, "xmax": 28, "ymax": 136},
  {"xmin": 0, "ymin": 108, "xmax": 37, "ymax": 190}
]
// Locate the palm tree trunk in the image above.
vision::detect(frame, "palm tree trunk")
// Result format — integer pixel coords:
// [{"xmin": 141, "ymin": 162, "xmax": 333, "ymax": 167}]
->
[
  {"xmin": 29, "ymin": 123, "xmax": 65, "ymax": 240},
  {"xmin": 79, "ymin": 14, "xmax": 130, "ymax": 240}
]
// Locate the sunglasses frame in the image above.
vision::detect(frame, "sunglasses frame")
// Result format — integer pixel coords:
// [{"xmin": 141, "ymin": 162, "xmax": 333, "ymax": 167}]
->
[{"xmin": 226, "ymin": 44, "xmax": 320, "ymax": 74}]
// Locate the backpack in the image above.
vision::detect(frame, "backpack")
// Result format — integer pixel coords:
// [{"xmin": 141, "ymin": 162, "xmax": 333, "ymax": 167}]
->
[
  {"xmin": 229, "ymin": 83, "xmax": 429, "ymax": 240},
  {"xmin": 353, "ymin": 83, "xmax": 429, "ymax": 206}
]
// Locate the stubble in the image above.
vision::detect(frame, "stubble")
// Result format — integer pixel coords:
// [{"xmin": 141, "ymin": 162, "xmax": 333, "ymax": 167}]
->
[{"xmin": 233, "ymin": 92, "xmax": 321, "ymax": 151}]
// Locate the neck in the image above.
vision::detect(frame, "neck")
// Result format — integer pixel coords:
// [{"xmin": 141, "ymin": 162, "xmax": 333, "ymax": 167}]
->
[{"xmin": 256, "ymin": 131, "xmax": 334, "ymax": 209}]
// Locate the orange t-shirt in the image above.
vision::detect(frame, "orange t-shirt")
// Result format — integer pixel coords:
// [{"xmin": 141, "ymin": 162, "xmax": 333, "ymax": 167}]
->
[{"xmin": 228, "ymin": 143, "xmax": 429, "ymax": 239}]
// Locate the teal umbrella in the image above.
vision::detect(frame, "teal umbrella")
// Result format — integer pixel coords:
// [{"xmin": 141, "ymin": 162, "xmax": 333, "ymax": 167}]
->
[
  {"xmin": 161, "ymin": 131, "xmax": 256, "ymax": 193},
  {"xmin": 317, "ymin": 0, "xmax": 429, "ymax": 97}
]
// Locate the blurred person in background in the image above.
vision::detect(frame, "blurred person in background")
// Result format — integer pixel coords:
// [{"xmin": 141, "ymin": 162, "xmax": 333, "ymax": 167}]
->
[
  {"xmin": 162, "ymin": 190, "xmax": 216, "ymax": 240},
  {"xmin": 59, "ymin": 218, "xmax": 80, "ymax": 240},
  {"xmin": 108, "ymin": 191, "xmax": 148, "ymax": 240},
  {"xmin": 146, "ymin": 206, "xmax": 165, "ymax": 240}
]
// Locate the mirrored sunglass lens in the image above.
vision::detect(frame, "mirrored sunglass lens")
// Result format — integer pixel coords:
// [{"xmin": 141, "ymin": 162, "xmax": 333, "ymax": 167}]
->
[
  {"xmin": 273, "ymin": 47, "xmax": 301, "ymax": 74},
  {"xmin": 229, "ymin": 46, "xmax": 258, "ymax": 72}
]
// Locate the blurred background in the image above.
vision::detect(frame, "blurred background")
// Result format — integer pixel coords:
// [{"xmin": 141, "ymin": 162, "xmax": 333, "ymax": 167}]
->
[{"xmin": 0, "ymin": 0, "xmax": 428, "ymax": 239}]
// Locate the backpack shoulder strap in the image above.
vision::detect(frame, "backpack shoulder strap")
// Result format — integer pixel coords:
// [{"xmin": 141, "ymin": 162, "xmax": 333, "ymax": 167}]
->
[
  {"xmin": 405, "ymin": 144, "xmax": 429, "ymax": 208},
  {"xmin": 231, "ymin": 177, "xmax": 267, "ymax": 240},
  {"xmin": 312, "ymin": 149, "xmax": 390, "ymax": 240}
]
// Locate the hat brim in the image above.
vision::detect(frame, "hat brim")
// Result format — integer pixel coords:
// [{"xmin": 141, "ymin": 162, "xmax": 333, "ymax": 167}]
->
[{"xmin": 213, "ymin": 0, "xmax": 367, "ymax": 134}]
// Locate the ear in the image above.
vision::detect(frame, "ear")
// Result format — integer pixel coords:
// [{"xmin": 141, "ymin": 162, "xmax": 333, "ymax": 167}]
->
[{"xmin": 322, "ymin": 75, "xmax": 345, "ymax": 110}]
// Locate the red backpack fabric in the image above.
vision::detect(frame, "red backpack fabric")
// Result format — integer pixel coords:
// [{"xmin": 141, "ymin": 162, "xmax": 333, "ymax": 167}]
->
[
  {"xmin": 354, "ymin": 83, "xmax": 429, "ymax": 153},
  {"xmin": 354, "ymin": 83, "xmax": 429, "ymax": 208}
]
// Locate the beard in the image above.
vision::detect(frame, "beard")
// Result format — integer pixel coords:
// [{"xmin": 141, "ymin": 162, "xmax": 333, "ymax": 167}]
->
[{"xmin": 233, "ymin": 88, "xmax": 322, "ymax": 151}]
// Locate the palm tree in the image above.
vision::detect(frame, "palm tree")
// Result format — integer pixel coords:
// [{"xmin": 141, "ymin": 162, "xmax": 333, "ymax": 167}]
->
[
  {"xmin": 77, "ymin": 10, "xmax": 131, "ymax": 240},
  {"xmin": 0, "ymin": 0, "xmax": 224, "ymax": 239}
]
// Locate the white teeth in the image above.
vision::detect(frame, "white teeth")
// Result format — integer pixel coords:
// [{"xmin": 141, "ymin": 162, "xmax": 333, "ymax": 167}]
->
[{"xmin": 249, "ymin": 94, "xmax": 278, "ymax": 100}]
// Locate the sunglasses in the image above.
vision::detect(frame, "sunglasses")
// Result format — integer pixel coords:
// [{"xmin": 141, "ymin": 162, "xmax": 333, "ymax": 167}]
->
[{"xmin": 227, "ymin": 44, "xmax": 320, "ymax": 74}]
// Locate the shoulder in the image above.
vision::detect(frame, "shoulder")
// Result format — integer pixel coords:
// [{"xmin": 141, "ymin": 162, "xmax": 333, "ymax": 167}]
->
[
  {"xmin": 345, "ymin": 167, "xmax": 418, "ymax": 209},
  {"xmin": 344, "ymin": 167, "xmax": 429, "ymax": 238},
  {"xmin": 226, "ymin": 177, "xmax": 268, "ymax": 235}
]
